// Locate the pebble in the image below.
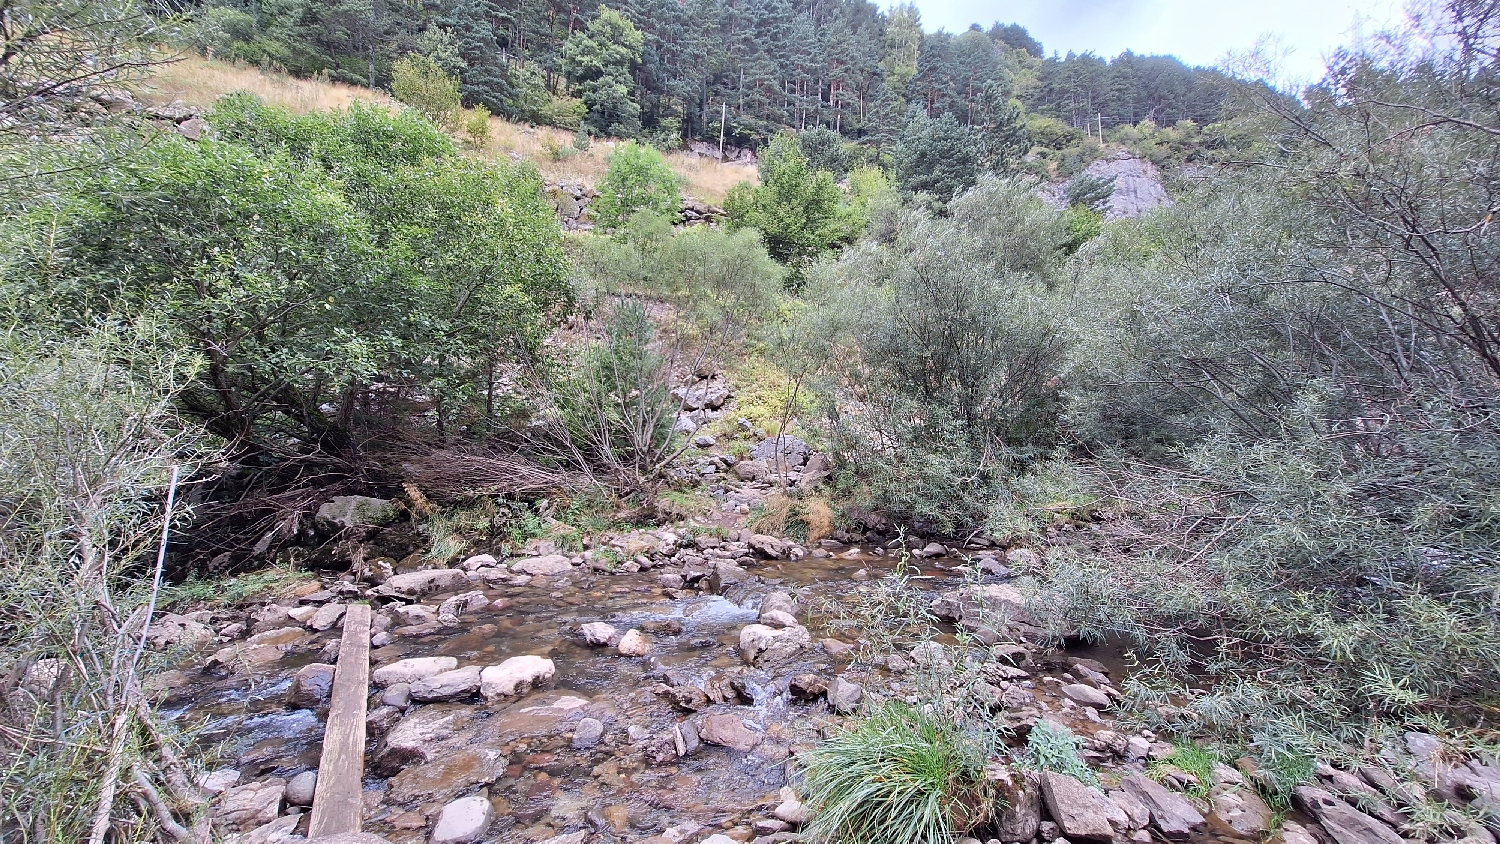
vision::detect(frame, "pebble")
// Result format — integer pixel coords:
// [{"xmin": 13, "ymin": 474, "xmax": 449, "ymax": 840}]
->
[{"xmin": 573, "ymin": 717, "xmax": 605, "ymax": 749}]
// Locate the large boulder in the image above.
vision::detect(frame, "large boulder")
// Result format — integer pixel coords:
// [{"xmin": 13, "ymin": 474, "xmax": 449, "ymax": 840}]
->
[
  {"xmin": 315, "ymin": 495, "xmax": 397, "ymax": 532},
  {"xmin": 1293, "ymin": 786, "xmax": 1404, "ymax": 844},
  {"xmin": 480, "ymin": 655, "xmax": 555, "ymax": 700},
  {"xmin": 1123, "ymin": 774, "xmax": 1207, "ymax": 839},
  {"xmin": 738, "ymin": 623, "xmax": 812, "ymax": 665},
  {"xmin": 146, "ymin": 613, "xmax": 215, "ymax": 649},
  {"xmin": 580, "ymin": 622, "xmax": 621, "ymax": 646},
  {"xmin": 751, "ymin": 435, "xmax": 809, "ymax": 470},
  {"xmin": 372, "ymin": 656, "xmax": 458, "ymax": 687},
  {"xmin": 1040, "ymin": 771, "xmax": 1117, "ymax": 842},
  {"xmin": 375, "ymin": 569, "xmax": 467, "ymax": 599}
]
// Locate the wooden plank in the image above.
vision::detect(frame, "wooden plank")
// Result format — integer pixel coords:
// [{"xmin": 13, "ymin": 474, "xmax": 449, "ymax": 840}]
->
[{"xmin": 308, "ymin": 602, "xmax": 371, "ymax": 838}]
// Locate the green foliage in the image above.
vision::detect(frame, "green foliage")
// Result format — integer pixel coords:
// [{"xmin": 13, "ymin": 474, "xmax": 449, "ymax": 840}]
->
[
  {"xmin": 8, "ymin": 95, "xmax": 568, "ymax": 460},
  {"xmin": 805, "ymin": 177, "xmax": 1071, "ymax": 528},
  {"xmin": 725, "ymin": 133, "xmax": 854, "ymax": 276},
  {"xmin": 894, "ymin": 111, "xmax": 980, "ymax": 201},
  {"xmin": 165, "ymin": 564, "xmax": 314, "ymax": 610},
  {"xmin": 975, "ymin": 83, "xmax": 1031, "ymax": 172},
  {"xmin": 1150, "ymin": 742, "xmax": 1218, "ymax": 799},
  {"xmin": 1061, "ymin": 206, "xmax": 1103, "ymax": 254},
  {"xmin": 574, "ymin": 213, "xmax": 785, "ymax": 335},
  {"xmin": 391, "ymin": 53, "xmax": 462, "ymax": 125},
  {"xmin": 562, "ymin": 6, "xmax": 644, "ymax": 137},
  {"xmin": 0, "ymin": 322, "xmax": 217, "ymax": 841},
  {"xmin": 458, "ymin": 104, "xmax": 492, "ymax": 149},
  {"xmin": 594, "ymin": 141, "xmax": 683, "ymax": 229},
  {"xmin": 798, "ymin": 126, "xmax": 852, "ymax": 179},
  {"xmin": 1065, "ymin": 173, "xmax": 1116, "ymax": 211},
  {"xmin": 801, "ymin": 703, "xmax": 996, "ymax": 844},
  {"xmin": 1026, "ymin": 721, "xmax": 1098, "ymax": 787}
]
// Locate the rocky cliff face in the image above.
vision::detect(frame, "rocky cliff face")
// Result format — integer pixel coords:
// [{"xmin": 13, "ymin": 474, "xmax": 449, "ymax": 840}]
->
[{"xmin": 1046, "ymin": 151, "xmax": 1174, "ymax": 219}]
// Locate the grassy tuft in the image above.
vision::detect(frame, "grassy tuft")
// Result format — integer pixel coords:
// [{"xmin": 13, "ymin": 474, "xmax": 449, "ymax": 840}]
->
[
  {"xmin": 801, "ymin": 702, "xmax": 996, "ymax": 844},
  {"xmin": 1150, "ymin": 741, "xmax": 1218, "ymax": 799},
  {"xmin": 163, "ymin": 564, "xmax": 314, "ymax": 610}
]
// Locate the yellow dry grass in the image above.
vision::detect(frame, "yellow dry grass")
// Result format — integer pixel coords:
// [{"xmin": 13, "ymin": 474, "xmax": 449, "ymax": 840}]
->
[
  {"xmin": 138, "ymin": 55, "xmax": 755, "ymax": 203},
  {"xmin": 141, "ymin": 55, "xmax": 395, "ymax": 114}
]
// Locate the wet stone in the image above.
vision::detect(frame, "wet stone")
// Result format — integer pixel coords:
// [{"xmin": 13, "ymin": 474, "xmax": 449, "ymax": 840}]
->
[{"xmin": 572, "ymin": 717, "xmax": 605, "ymax": 749}]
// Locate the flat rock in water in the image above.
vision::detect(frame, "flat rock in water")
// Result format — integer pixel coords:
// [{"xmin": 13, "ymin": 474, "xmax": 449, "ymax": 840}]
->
[
  {"xmin": 480, "ymin": 655, "xmax": 555, "ymax": 699},
  {"xmin": 580, "ymin": 621, "xmax": 620, "ymax": 646},
  {"xmin": 1061, "ymin": 683, "xmax": 1111, "ymax": 708},
  {"xmin": 1123, "ymin": 774, "xmax": 1207, "ymax": 839},
  {"xmin": 698, "ymin": 712, "xmax": 762, "ymax": 751},
  {"xmin": 738, "ymin": 623, "xmax": 811, "ymax": 665},
  {"xmin": 1040, "ymin": 771, "xmax": 1116, "ymax": 842},
  {"xmin": 409, "ymin": 665, "xmax": 482, "ymax": 702},
  {"xmin": 510, "ymin": 554, "xmax": 573, "ymax": 576},
  {"xmin": 372, "ymin": 704, "xmax": 473, "ymax": 775},
  {"xmin": 217, "ymin": 778, "xmax": 287, "ymax": 832},
  {"xmin": 286, "ymin": 663, "xmax": 335, "ymax": 709},
  {"xmin": 372, "ymin": 656, "xmax": 458, "ymax": 687},
  {"xmin": 376, "ymin": 569, "xmax": 467, "ymax": 598},
  {"xmin": 430, "ymin": 794, "xmax": 493, "ymax": 844}
]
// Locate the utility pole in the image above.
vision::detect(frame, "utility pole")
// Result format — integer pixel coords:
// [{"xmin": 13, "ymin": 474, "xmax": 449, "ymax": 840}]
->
[
  {"xmin": 1097, "ymin": 113, "xmax": 1103, "ymax": 141},
  {"xmin": 719, "ymin": 101, "xmax": 727, "ymax": 160}
]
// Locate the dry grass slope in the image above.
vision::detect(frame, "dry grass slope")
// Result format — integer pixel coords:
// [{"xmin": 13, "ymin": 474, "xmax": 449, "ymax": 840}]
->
[{"xmin": 140, "ymin": 56, "xmax": 755, "ymax": 203}]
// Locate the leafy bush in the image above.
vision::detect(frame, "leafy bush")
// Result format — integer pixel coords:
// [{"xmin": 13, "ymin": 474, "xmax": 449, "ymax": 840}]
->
[
  {"xmin": 0, "ymin": 324, "xmax": 217, "ymax": 841},
  {"xmin": 804, "ymin": 177, "xmax": 1071, "ymax": 529},
  {"xmin": 798, "ymin": 126, "xmax": 851, "ymax": 178},
  {"xmin": 594, "ymin": 140, "xmax": 683, "ymax": 229},
  {"xmin": 1026, "ymin": 721, "xmax": 1098, "ymax": 787},
  {"xmin": 391, "ymin": 53, "xmax": 462, "ymax": 125},
  {"xmin": 725, "ymin": 133, "xmax": 856, "ymax": 277},
  {"xmin": 801, "ymin": 703, "xmax": 996, "ymax": 844},
  {"xmin": 7, "ymin": 94, "xmax": 568, "ymax": 460}
]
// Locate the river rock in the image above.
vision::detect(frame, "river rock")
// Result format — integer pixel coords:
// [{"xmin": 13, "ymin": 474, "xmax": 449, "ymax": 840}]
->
[
  {"xmin": 410, "ymin": 666, "xmax": 482, "ymax": 702},
  {"xmin": 774, "ymin": 786, "xmax": 810, "ymax": 824},
  {"xmin": 437, "ymin": 591, "xmax": 489, "ymax": 624},
  {"xmin": 698, "ymin": 712, "xmax": 762, "ymax": 751},
  {"xmin": 285, "ymin": 770, "xmax": 317, "ymax": 807},
  {"xmin": 573, "ymin": 717, "xmax": 605, "ymax": 748},
  {"xmin": 286, "ymin": 663, "xmax": 336, "ymax": 709},
  {"xmin": 1212, "ymin": 786, "xmax": 1274, "ymax": 836},
  {"xmin": 372, "ymin": 656, "xmax": 458, "ymax": 687},
  {"xmin": 309, "ymin": 603, "xmax": 346, "ymax": 631},
  {"xmin": 1123, "ymin": 774, "xmax": 1207, "ymax": 838},
  {"xmin": 381, "ymin": 683, "xmax": 412, "ymax": 709},
  {"xmin": 376, "ymin": 569, "xmax": 467, "ymax": 599},
  {"xmin": 460, "ymin": 553, "xmax": 498, "ymax": 571},
  {"xmin": 759, "ymin": 609, "xmax": 799, "ymax": 629},
  {"xmin": 511, "ymin": 554, "xmax": 573, "ymax": 576},
  {"xmin": 827, "ymin": 676, "xmax": 864, "ymax": 714},
  {"xmin": 217, "ymin": 778, "xmax": 287, "ymax": 833},
  {"xmin": 373, "ymin": 704, "xmax": 472, "ymax": 775},
  {"xmin": 1041, "ymin": 771, "xmax": 1117, "ymax": 842},
  {"xmin": 1061, "ymin": 683, "xmax": 1111, "ymax": 708},
  {"xmin": 991, "ymin": 767, "xmax": 1042, "ymax": 842},
  {"xmin": 788, "ymin": 674, "xmax": 827, "ymax": 700},
  {"xmin": 315, "ymin": 495, "xmax": 396, "ymax": 531},
  {"xmin": 759, "ymin": 590, "xmax": 798, "ymax": 618},
  {"xmin": 1293, "ymin": 786, "xmax": 1404, "ymax": 844},
  {"xmin": 146, "ymin": 613, "xmax": 215, "ymax": 649},
  {"xmin": 617, "ymin": 629, "xmax": 651, "ymax": 657},
  {"xmin": 748, "ymin": 534, "xmax": 790, "ymax": 559},
  {"xmin": 581, "ymin": 622, "xmax": 620, "ymax": 646},
  {"xmin": 751, "ymin": 435, "xmax": 809, "ymax": 469},
  {"xmin": 480, "ymin": 655, "xmax": 555, "ymax": 699},
  {"xmin": 739, "ymin": 623, "xmax": 812, "ymax": 665},
  {"xmin": 431, "ymin": 794, "xmax": 493, "ymax": 844},
  {"xmin": 200, "ymin": 769, "xmax": 241, "ymax": 794}
]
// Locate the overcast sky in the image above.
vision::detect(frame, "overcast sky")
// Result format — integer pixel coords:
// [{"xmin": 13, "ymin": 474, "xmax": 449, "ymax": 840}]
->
[{"xmin": 915, "ymin": 0, "xmax": 1409, "ymax": 86}]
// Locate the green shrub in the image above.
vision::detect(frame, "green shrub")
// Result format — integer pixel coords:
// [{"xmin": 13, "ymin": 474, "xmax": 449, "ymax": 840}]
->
[
  {"xmin": 594, "ymin": 140, "xmax": 683, "ymax": 229},
  {"xmin": 391, "ymin": 53, "xmax": 461, "ymax": 125},
  {"xmin": 1026, "ymin": 720, "xmax": 1098, "ymax": 787},
  {"xmin": 725, "ymin": 133, "xmax": 855, "ymax": 277},
  {"xmin": 801, "ymin": 703, "xmax": 996, "ymax": 844}
]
